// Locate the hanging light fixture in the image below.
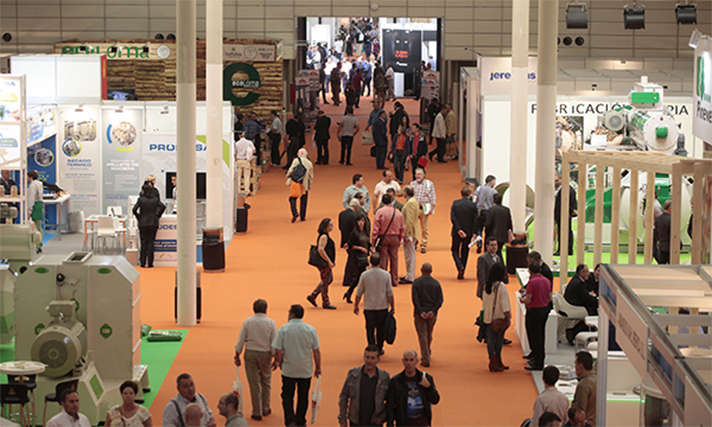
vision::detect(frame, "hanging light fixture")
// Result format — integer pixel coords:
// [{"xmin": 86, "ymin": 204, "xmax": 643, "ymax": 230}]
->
[{"xmin": 566, "ymin": 2, "xmax": 588, "ymax": 29}]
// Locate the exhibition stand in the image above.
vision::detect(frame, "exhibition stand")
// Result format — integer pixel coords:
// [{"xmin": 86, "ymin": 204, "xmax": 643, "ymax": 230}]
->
[{"xmin": 597, "ymin": 264, "xmax": 712, "ymax": 426}]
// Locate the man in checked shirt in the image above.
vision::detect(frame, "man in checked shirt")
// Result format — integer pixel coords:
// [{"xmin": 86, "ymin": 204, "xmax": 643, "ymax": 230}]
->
[{"xmin": 409, "ymin": 168, "xmax": 437, "ymax": 254}]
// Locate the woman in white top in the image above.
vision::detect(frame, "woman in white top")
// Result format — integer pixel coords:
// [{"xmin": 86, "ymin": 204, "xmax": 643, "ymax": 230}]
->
[
  {"xmin": 105, "ymin": 380, "xmax": 152, "ymax": 427},
  {"xmin": 482, "ymin": 262, "xmax": 511, "ymax": 373}
]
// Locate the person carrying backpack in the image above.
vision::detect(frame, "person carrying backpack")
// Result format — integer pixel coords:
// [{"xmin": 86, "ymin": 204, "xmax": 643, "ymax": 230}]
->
[{"xmin": 286, "ymin": 148, "xmax": 314, "ymax": 223}]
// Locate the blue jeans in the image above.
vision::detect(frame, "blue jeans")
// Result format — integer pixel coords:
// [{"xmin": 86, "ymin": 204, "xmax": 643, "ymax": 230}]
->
[{"xmin": 486, "ymin": 324, "xmax": 503, "ymax": 358}]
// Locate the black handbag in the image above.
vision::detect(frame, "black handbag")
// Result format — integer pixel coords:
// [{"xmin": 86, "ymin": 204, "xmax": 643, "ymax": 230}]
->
[{"xmin": 308, "ymin": 244, "xmax": 328, "ymax": 268}]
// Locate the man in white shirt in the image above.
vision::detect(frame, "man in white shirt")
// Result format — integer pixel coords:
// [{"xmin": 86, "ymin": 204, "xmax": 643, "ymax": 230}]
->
[
  {"xmin": 46, "ymin": 389, "xmax": 91, "ymax": 427},
  {"xmin": 234, "ymin": 299, "xmax": 277, "ymax": 421},
  {"xmin": 429, "ymin": 106, "xmax": 448, "ymax": 163},
  {"xmin": 373, "ymin": 168, "xmax": 401, "ymax": 207},
  {"xmin": 234, "ymin": 133, "xmax": 256, "ymax": 195},
  {"xmin": 531, "ymin": 366, "xmax": 569, "ymax": 425},
  {"xmin": 410, "ymin": 168, "xmax": 437, "ymax": 253},
  {"xmin": 271, "ymin": 304, "xmax": 321, "ymax": 427},
  {"xmin": 162, "ymin": 374, "xmax": 216, "ymax": 427},
  {"xmin": 334, "ymin": 38, "xmax": 344, "ymax": 60}
]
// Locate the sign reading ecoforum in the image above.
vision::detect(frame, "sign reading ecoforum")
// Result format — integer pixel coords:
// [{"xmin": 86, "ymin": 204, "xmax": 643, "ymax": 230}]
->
[{"xmin": 694, "ymin": 37, "xmax": 712, "ymax": 142}]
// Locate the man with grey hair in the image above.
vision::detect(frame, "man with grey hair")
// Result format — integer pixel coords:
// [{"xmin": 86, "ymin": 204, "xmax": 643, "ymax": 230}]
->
[
  {"xmin": 235, "ymin": 299, "xmax": 277, "ymax": 421},
  {"xmin": 654, "ymin": 199, "xmax": 673, "ymax": 264},
  {"xmin": 218, "ymin": 393, "xmax": 248, "ymax": 426},
  {"xmin": 401, "ymin": 185, "xmax": 419, "ymax": 284},
  {"xmin": 163, "ymin": 373, "xmax": 215, "ymax": 427},
  {"xmin": 411, "ymin": 263, "xmax": 443, "ymax": 367},
  {"xmin": 386, "ymin": 350, "xmax": 440, "ymax": 426},
  {"xmin": 286, "ymin": 148, "xmax": 314, "ymax": 222}
]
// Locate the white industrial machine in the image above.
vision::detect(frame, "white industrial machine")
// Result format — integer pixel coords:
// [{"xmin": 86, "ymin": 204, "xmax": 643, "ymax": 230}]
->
[
  {"xmin": 600, "ymin": 76, "xmax": 684, "ymax": 154},
  {"xmin": 13, "ymin": 251, "xmax": 148, "ymax": 425}
]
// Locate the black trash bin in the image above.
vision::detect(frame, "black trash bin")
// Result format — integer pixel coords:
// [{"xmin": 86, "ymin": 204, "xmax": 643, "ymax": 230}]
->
[
  {"xmin": 506, "ymin": 244, "xmax": 529, "ymax": 275},
  {"xmin": 174, "ymin": 270, "xmax": 202, "ymax": 323},
  {"xmin": 202, "ymin": 228, "xmax": 225, "ymax": 272}
]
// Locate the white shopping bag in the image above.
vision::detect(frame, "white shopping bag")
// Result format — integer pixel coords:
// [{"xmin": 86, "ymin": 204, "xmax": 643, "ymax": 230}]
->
[
  {"xmin": 232, "ymin": 367, "xmax": 245, "ymax": 413},
  {"xmin": 310, "ymin": 375, "xmax": 322, "ymax": 424}
]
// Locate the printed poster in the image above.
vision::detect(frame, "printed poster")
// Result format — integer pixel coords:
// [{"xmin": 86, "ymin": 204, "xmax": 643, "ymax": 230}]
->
[
  {"xmin": 102, "ymin": 107, "xmax": 143, "ymax": 212},
  {"xmin": 58, "ymin": 106, "xmax": 101, "ymax": 215},
  {"xmin": 28, "ymin": 135, "xmax": 58, "ymax": 223}
]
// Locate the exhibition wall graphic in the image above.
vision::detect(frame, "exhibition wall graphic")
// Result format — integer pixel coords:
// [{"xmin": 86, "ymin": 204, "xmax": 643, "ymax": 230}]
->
[
  {"xmin": 0, "ymin": 76, "xmax": 24, "ymax": 169},
  {"xmin": 102, "ymin": 107, "xmax": 143, "ymax": 210},
  {"xmin": 58, "ymin": 106, "xmax": 102, "ymax": 215},
  {"xmin": 28, "ymin": 135, "xmax": 58, "ymax": 224},
  {"xmin": 693, "ymin": 36, "xmax": 712, "ymax": 144}
]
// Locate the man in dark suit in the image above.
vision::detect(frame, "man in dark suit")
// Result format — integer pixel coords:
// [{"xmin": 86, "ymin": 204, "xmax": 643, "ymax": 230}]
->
[
  {"xmin": 339, "ymin": 199, "xmax": 360, "ymax": 287},
  {"xmin": 372, "ymin": 110, "xmax": 388, "ymax": 169},
  {"xmin": 654, "ymin": 200, "xmax": 672, "ymax": 264},
  {"xmin": 554, "ymin": 173, "xmax": 577, "ymax": 256},
  {"xmin": 450, "ymin": 186, "xmax": 478, "ymax": 280},
  {"xmin": 484, "ymin": 192, "xmax": 513, "ymax": 264},
  {"xmin": 0, "ymin": 170, "xmax": 16, "ymax": 194},
  {"xmin": 313, "ymin": 110, "xmax": 331, "ymax": 165},
  {"xmin": 388, "ymin": 102, "xmax": 409, "ymax": 141},
  {"xmin": 527, "ymin": 251, "xmax": 553, "ymax": 285},
  {"xmin": 476, "ymin": 236, "xmax": 508, "ymax": 300},
  {"xmin": 564, "ymin": 264, "xmax": 598, "ymax": 344}
]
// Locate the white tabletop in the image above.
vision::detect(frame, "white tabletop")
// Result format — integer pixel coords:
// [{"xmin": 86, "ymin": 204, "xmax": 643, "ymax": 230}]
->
[{"xmin": 0, "ymin": 360, "xmax": 46, "ymax": 375}]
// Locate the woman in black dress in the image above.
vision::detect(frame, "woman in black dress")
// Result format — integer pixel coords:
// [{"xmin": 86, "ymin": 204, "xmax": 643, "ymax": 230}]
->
[
  {"xmin": 307, "ymin": 218, "xmax": 337, "ymax": 309},
  {"xmin": 132, "ymin": 183, "xmax": 166, "ymax": 268},
  {"xmin": 343, "ymin": 216, "xmax": 371, "ymax": 303}
]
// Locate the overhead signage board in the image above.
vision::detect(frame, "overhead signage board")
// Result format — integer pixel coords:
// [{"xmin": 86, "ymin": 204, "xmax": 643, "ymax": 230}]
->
[
  {"xmin": 54, "ymin": 42, "xmax": 175, "ymax": 60},
  {"xmin": 223, "ymin": 44, "xmax": 276, "ymax": 62},
  {"xmin": 693, "ymin": 36, "xmax": 712, "ymax": 142},
  {"xmin": 480, "ymin": 56, "xmax": 538, "ymax": 96}
]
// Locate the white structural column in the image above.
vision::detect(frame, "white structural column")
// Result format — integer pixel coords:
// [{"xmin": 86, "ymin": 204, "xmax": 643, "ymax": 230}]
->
[
  {"xmin": 176, "ymin": 0, "xmax": 197, "ymax": 327},
  {"xmin": 533, "ymin": 0, "xmax": 558, "ymax": 265},
  {"xmin": 509, "ymin": 0, "xmax": 529, "ymax": 232},
  {"xmin": 206, "ymin": 0, "xmax": 223, "ymax": 231}
]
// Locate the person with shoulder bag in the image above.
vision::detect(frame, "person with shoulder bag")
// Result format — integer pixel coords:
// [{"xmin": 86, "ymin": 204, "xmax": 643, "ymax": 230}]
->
[
  {"xmin": 482, "ymin": 263, "xmax": 511, "ymax": 372},
  {"xmin": 306, "ymin": 218, "xmax": 337, "ymax": 310}
]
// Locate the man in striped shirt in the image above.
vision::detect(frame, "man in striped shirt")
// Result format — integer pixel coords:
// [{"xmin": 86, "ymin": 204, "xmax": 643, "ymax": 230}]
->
[{"xmin": 410, "ymin": 168, "xmax": 436, "ymax": 254}]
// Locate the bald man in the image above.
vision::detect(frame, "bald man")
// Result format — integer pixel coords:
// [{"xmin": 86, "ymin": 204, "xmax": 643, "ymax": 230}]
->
[
  {"xmin": 386, "ymin": 350, "xmax": 440, "ymax": 426},
  {"xmin": 184, "ymin": 403, "xmax": 202, "ymax": 427},
  {"xmin": 286, "ymin": 148, "xmax": 314, "ymax": 222}
]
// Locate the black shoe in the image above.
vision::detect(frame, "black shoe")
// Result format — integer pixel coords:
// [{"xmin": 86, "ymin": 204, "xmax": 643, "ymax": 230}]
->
[
  {"xmin": 525, "ymin": 365, "xmax": 543, "ymax": 371},
  {"xmin": 398, "ymin": 278, "xmax": 413, "ymax": 285},
  {"xmin": 262, "ymin": 409, "xmax": 271, "ymax": 416},
  {"xmin": 437, "ymin": 160, "xmax": 447, "ymax": 163},
  {"xmin": 346, "ymin": 162, "xmax": 353, "ymax": 166},
  {"xmin": 379, "ymin": 349, "xmax": 385, "ymax": 356},
  {"xmin": 566, "ymin": 329, "xmax": 575, "ymax": 345},
  {"xmin": 306, "ymin": 295, "xmax": 317, "ymax": 307},
  {"xmin": 457, "ymin": 268, "xmax": 465, "ymax": 280},
  {"xmin": 323, "ymin": 304, "xmax": 337, "ymax": 310},
  {"xmin": 339, "ymin": 160, "xmax": 344, "ymax": 165},
  {"xmin": 251, "ymin": 415, "xmax": 263, "ymax": 421},
  {"xmin": 343, "ymin": 292, "xmax": 352, "ymax": 304},
  {"xmin": 315, "ymin": 161, "xmax": 322, "ymax": 165},
  {"xmin": 523, "ymin": 353, "xmax": 533, "ymax": 359},
  {"xmin": 291, "ymin": 215, "xmax": 298, "ymax": 223},
  {"xmin": 428, "ymin": 153, "xmax": 434, "ymax": 161},
  {"xmin": 503, "ymin": 338, "xmax": 512, "ymax": 345}
]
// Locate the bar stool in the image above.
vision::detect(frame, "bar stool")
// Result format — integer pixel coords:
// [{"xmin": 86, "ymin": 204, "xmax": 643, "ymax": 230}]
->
[
  {"xmin": 7, "ymin": 374, "xmax": 36, "ymax": 425},
  {"xmin": 1, "ymin": 383, "xmax": 30, "ymax": 426}
]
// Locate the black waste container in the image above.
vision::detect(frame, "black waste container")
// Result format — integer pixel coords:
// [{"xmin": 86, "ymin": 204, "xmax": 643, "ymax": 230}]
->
[
  {"xmin": 236, "ymin": 207, "xmax": 248, "ymax": 232},
  {"xmin": 506, "ymin": 244, "xmax": 529, "ymax": 275},
  {"xmin": 202, "ymin": 228, "xmax": 225, "ymax": 272}
]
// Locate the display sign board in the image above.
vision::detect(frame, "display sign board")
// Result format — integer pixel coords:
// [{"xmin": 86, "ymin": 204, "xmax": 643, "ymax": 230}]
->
[
  {"xmin": 223, "ymin": 44, "xmax": 276, "ymax": 62},
  {"xmin": 480, "ymin": 56, "xmax": 538, "ymax": 96},
  {"xmin": 0, "ymin": 75, "xmax": 25, "ymax": 170},
  {"xmin": 615, "ymin": 295, "xmax": 649, "ymax": 380},
  {"xmin": 101, "ymin": 107, "xmax": 143, "ymax": 210},
  {"xmin": 55, "ymin": 42, "xmax": 175, "ymax": 60},
  {"xmin": 223, "ymin": 62, "xmax": 261, "ymax": 106},
  {"xmin": 693, "ymin": 36, "xmax": 712, "ymax": 142},
  {"xmin": 421, "ymin": 70, "xmax": 440, "ymax": 100},
  {"xmin": 27, "ymin": 109, "xmax": 57, "ymax": 146},
  {"xmin": 58, "ymin": 106, "xmax": 102, "ymax": 215}
]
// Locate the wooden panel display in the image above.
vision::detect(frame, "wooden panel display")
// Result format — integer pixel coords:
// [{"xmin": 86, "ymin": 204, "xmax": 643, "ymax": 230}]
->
[{"xmin": 53, "ymin": 39, "xmax": 283, "ymax": 120}]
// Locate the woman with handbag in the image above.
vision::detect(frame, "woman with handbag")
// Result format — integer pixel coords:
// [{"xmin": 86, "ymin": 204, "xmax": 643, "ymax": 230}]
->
[
  {"xmin": 307, "ymin": 218, "xmax": 337, "ymax": 310},
  {"xmin": 408, "ymin": 124, "xmax": 428, "ymax": 182},
  {"xmin": 343, "ymin": 216, "xmax": 371, "ymax": 303},
  {"xmin": 482, "ymin": 262, "xmax": 511, "ymax": 372}
]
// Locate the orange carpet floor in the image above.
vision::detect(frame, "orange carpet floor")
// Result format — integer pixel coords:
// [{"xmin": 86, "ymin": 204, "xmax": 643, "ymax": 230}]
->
[{"xmin": 142, "ymin": 94, "xmax": 539, "ymax": 426}]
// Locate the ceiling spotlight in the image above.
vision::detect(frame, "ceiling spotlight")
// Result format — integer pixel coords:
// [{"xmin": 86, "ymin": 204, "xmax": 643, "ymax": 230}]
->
[
  {"xmin": 689, "ymin": 28, "xmax": 701, "ymax": 48},
  {"xmin": 563, "ymin": 36, "xmax": 573, "ymax": 46},
  {"xmin": 155, "ymin": 33, "xmax": 164, "ymax": 40},
  {"xmin": 566, "ymin": 3, "xmax": 588, "ymax": 29},
  {"xmin": 1, "ymin": 33, "xmax": 12, "ymax": 42},
  {"xmin": 166, "ymin": 33, "xmax": 176, "ymax": 40},
  {"xmin": 676, "ymin": 4, "xmax": 697, "ymax": 25},
  {"xmin": 575, "ymin": 36, "xmax": 585, "ymax": 46},
  {"xmin": 624, "ymin": 3, "xmax": 645, "ymax": 30}
]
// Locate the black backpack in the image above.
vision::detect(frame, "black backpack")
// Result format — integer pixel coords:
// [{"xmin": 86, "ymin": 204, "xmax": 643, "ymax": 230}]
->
[{"xmin": 291, "ymin": 158, "xmax": 307, "ymax": 183}]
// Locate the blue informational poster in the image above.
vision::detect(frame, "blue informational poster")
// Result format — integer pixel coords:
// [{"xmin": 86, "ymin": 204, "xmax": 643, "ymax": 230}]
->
[{"xmin": 27, "ymin": 135, "xmax": 58, "ymax": 224}]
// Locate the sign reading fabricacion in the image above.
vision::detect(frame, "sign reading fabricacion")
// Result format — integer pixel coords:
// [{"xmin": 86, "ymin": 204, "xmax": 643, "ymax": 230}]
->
[
  {"xmin": 694, "ymin": 36, "xmax": 712, "ymax": 142},
  {"xmin": 223, "ymin": 44, "xmax": 276, "ymax": 62},
  {"xmin": 54, "ymin": 42, "xmax": 175, "ymax": 60},
  {"xmin": 223, "ymin": 62, "xmax": 261, "ymax": 106}
]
